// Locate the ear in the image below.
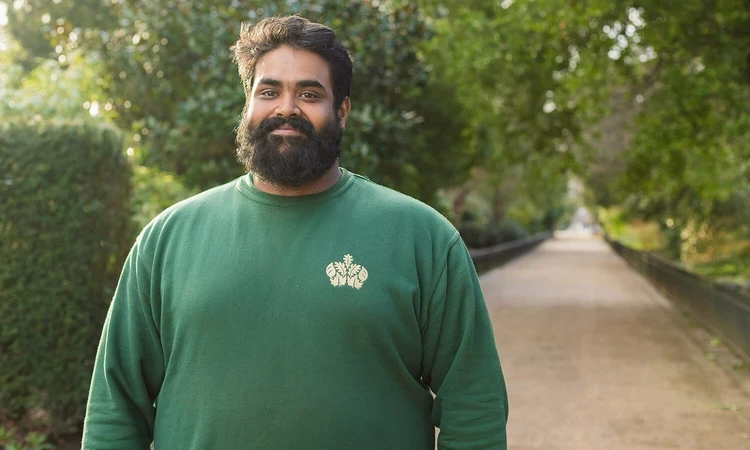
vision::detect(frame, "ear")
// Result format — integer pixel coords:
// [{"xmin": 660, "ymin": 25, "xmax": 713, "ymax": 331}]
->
[{"xmin": 337, "ymin": 97, "xmax": 351, "ymax": 129}]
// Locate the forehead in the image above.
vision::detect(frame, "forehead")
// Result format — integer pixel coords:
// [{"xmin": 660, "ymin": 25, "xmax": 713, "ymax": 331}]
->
[{"xmin": 253, "ymin": 46, "xmax": 333, "ymax": 90}]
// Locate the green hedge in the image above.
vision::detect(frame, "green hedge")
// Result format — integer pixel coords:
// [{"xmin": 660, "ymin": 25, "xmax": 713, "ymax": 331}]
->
[
  {"xmin": 458, "ymin": 220, "xmax": 529, "ymax": 249},
  {"xmin": 0, "ymin": 120, "xmax": 133, "ymax": 434}
]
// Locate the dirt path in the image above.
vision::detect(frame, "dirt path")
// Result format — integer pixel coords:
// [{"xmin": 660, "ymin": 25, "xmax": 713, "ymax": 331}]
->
[{"xmin": 482, "ymin": 232, "xmax": 750, "ymax": 450}]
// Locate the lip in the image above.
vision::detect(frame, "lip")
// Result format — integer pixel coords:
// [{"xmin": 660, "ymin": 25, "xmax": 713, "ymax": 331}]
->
[{"xmin": 270, "ymin": 126, "xmax": 303, "ymax": 136}]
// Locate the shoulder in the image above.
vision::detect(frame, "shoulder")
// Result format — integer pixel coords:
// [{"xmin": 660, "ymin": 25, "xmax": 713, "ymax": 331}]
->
[
  {"xmin": 134, "ymin": 177, "xmax": 240, "ymax": 252},
  {"xmin": 349, "ymin": 172, "xmax": 454, "ymax": 226},
  {"xmin": 345, "ymin": 171, "xmax": 460, "ymax": 245}
]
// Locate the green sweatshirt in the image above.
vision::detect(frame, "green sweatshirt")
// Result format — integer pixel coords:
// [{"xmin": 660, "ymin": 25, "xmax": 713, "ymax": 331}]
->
[{"xmin": 82, "ymin": 169, "xmax": 508, "ymax": 449}]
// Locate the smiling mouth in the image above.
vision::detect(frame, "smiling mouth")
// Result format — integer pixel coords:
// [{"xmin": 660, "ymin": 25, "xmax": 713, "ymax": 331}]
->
[{"xmin": 270, "ymin": 126, "xmax": 304, "ymax": 136}]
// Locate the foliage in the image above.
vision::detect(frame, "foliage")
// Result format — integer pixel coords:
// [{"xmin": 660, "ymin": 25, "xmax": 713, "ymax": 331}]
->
[
  {"xmin": 0, "ymin": 26, "xmax": 106, "ymax": 122},
  {"xmin": 0, "ymin": 121, "xmax": 133, "ymax": 435},
  {"xmin": 0, "ymin": 48, "xmax": 108, "ymax": 121},
  {"xmin": 3, "ymin": 0, "xmax": 601, "ymax": 222},
  {"xmin": 458, "ymin": 219, "xmax": 528, "ymax": 249},
  {"xmin": 0, "ymin": 426, "xmax": 53, "ymax": 450},
  {"xmin": 0, "ymin": 29, "xmax": 196, "ymax": 235},
  {"xmin": 600, "ymin": 206, "xmax": 749, "ymax": 283},
  {"xmin": 690, "ymin": 253, "xmax": 750, "ymax": 286},
  {"xmin": 6, "ymin": 0, "xmax": 747, "ymax": 241},
  {"xmin": 131, "ymin": 165, "xmax": 198, "ymax": 230},
  {"xmin": 446, "ymin": 162, "xmax": 573, "ymax": 235},
  {"xmin": 1, "ymin": 1, "xmax": 747, "ymax": 443},
  {"xmin": 421, "ymin": 0, "xmax": 628, "ymax": 226},
  {"xmin": 581, "ymin": 0, "xmax": 750, "ymax": 273},
  {"xmin": 598, "ymin": 207, "xmax": 665, "ymax": 251},
  {"xmin": 4, "ymin": 0, "xmax": 471, "ymax": 206}
]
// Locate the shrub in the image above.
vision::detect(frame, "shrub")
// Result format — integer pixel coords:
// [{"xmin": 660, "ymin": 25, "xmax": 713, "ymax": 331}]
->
[
  {"xmin": 494, "ymin": 220, "xmax": 528, "ymax": 243},
  {"xmin": 457, "ymin": 222, "xmax": 492, "ymax": 249},
  {"xmin": 0, "ymin": 120, "xmax": 133, "ymax": 435},
  {"xmin": 458, "ymin": 220, "xmax": 529, "ymax": 249},
  {"xmin": 0, "ymin": 425, "xmax": 53, "ymax": 450},
  {"xmin": 130, "ymin": 165, "xmax": 198, "ymax": 231}
]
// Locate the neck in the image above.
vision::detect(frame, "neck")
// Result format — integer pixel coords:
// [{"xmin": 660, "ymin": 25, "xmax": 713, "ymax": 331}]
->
[{"xmin": 253, "ymin": 163, "xmax": 342, "ymax": 196}]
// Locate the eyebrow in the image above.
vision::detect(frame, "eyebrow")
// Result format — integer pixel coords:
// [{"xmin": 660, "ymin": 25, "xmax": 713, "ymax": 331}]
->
[
  {"xmin": 257, "ymin": 78, "xmax": 327, "ymax": 92},
  {"xmin": 296, "ymin": 79, "xmax": 326, "ymax": 91}
]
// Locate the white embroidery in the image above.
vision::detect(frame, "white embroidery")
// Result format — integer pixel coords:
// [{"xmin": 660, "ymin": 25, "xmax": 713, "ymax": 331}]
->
[{"xmin": 326, "ymin": 254, "xmax": 368, "ymax": 289}]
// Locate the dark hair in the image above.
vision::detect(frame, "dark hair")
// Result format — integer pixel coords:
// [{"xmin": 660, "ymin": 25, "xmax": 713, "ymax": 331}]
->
[{"xmin": 231, "ymin": 15, "xmax": 354, "ymax": 109}]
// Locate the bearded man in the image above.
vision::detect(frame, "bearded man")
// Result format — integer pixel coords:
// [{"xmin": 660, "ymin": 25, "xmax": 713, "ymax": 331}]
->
[{"xmin": 82, "ymin": 15, "xmax": 508, "ymax": 449}]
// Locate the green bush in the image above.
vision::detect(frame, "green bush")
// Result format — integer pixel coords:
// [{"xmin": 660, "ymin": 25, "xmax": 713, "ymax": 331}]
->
[
  {"xmin": 458, "ymin": 220, "xmax": 529, "ymax": 249},
  {"xmin": 457, "ymin": 222, "xmax": 493, "ymax": 249},
  {"xmin": 495, "ymin": 220, "xmax": 528, "ymax": 243},
  {"xmin": 131, "ymin": 165, "xmax": 198, "ymax": 231},
  {"xmin": 0, "ymin": 120, "xmax": 133, "ymax": 435},
  {"xmin": 0, "ymin": 425, "xmax": 53, "ymax": 450}
]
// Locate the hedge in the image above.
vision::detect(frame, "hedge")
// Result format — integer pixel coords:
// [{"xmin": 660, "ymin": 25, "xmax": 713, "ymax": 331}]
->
[
  {"xmin": 0, "ymin": 120, "xmax": 133, "ymax": 434},
  {"xmin": 458, "ymin": 220, "xmax": 528, "ymax": 249}
]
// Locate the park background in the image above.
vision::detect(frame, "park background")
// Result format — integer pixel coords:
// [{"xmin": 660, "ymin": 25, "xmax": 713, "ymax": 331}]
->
[{"xmin": 1, "ymin": 0, "xmax": 748, "ymax": 448}]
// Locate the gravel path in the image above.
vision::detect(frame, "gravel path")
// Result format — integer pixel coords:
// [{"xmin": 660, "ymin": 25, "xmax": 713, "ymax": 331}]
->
[{"xmin": 482, "ymin": 232, "xmax": 750, "ymax": 449}]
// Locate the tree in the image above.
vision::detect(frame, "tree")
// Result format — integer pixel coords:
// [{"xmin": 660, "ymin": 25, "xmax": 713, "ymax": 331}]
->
[
  {"xmin": 4, "ymin": 0, "xmax": 472, "ymax": 207},
  {"xmin": 583, "ymin": 0, "xmax": 749, "ymax": 266},
  {"xmin": 422, "ymin": 0, "xmax": 625, "ymax": 227}
]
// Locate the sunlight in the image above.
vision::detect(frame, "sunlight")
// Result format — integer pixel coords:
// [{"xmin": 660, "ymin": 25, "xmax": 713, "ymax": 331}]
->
[
  {"xmin": 0, "ymin": 3, "xmax": 8, "ymax": 52},
  {"xmin": 0, "ymin": 2, "xmax": 7, "ymax": 27}
]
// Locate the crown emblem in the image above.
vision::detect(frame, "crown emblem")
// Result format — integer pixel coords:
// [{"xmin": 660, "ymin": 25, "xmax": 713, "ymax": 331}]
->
[{"xmin": 325, "ymin": 254, "xmax": 368, "ymax": 289}]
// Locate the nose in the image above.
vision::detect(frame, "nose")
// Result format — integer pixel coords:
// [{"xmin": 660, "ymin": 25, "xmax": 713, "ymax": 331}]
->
[{"xmin": 275, "ymin": 93, "xmax": 300, "ymax": 117}]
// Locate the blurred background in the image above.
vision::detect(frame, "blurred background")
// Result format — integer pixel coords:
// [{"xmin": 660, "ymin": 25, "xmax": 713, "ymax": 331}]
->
[{"xmin": 1, "ymin": 0, "xmax": 748, "ymax": 448}]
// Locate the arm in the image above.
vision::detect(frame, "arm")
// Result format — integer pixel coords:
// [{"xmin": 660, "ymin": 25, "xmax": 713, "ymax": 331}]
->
[
  {"xmin": 82, "ymin": 238, "xmax": 165, "ymax": 449},
  {"xmin": 420, "ymin": 235, "xmax": 509, "ymax": 449}
]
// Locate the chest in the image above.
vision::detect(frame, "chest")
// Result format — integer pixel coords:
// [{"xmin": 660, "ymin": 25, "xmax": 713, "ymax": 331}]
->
[{"xmin": 155, "ymin": 223, "xmax": 425, "ymax": 365}]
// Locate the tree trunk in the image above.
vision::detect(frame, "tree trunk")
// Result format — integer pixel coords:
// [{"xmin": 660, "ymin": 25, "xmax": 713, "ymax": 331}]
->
[
  {"xmin": 491, "ymin": 185, "xmax": 507, "ymax": 225},
  {"xmin": 452, "ymin": 182, "xmax": 473, "ymax": 222}
]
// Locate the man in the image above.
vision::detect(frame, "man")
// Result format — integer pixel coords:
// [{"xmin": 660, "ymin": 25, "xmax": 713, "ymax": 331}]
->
[{"xmin": 82, "ymin": 15, "xmax": 508, "ymax": 449}]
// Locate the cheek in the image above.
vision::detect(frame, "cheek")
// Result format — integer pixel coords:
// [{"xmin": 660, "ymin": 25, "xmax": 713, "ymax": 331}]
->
[
  {"xmin": 246, "ymin": 99, "xmax": 272, "ymax": 122},
  {"xmin": 307, "ymin": 108, "xmax": 337, "ymax": 131}
]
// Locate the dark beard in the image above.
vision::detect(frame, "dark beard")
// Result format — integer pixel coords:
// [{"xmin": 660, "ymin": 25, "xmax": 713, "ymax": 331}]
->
[{"xmin": 235, "ymin": 110, "xmax": 343, "ymax": 188}]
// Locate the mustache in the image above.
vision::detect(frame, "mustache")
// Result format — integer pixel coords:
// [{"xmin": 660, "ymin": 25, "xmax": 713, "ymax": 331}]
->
[{"xmin": 255, "ymin": 116, "xmax": 316, "ymax": 138}]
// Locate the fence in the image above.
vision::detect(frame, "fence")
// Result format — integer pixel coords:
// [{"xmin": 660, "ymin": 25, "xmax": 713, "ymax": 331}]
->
[
  {"xmin": 607, "ymin": 238, "xmax": 750, "ymax": 362},
  {"xmin": 469, "ymin": 231, "xmax": 552, "ymax": 270}
]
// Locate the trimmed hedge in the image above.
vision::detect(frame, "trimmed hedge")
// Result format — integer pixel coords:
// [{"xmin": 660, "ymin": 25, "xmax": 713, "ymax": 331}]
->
[
  {"xmin": 458, "ymin": 220, "xmax": 528, "ymax": 249},
  {"xmin": 0, "ymin": 121, "xmax": 133, "ymax": 434}
]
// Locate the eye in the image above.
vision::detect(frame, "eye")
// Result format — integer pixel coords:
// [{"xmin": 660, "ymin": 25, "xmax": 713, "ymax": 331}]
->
[
  {"xmin": 300, "ymin": 92, "xmax": 319, "ymax": 99},
  {"xmin": 259, "ymin": 90, "xmax": 277, "ymax": 98}
]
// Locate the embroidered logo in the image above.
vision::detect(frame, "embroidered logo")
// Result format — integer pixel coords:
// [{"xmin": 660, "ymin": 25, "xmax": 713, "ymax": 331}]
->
[{"xmin": 326, "ymin": 254, "xmax": 368, "ymax": 289}]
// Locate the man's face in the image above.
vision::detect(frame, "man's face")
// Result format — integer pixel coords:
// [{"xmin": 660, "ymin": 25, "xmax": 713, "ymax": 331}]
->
[{"xmin": 236, "ymin": 45, "xmax": 350, "ymax": 187}]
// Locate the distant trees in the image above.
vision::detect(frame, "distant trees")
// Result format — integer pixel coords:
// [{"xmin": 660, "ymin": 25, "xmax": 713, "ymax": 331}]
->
[{"xmin": 582, "ymin": 0, "xmax": 749, "ymax": 269}]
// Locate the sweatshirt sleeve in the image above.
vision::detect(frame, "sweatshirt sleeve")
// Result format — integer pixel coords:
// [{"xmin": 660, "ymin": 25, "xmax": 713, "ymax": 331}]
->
[
  {"xmin": 420, "ymin": 234, "xmax": 509, "ymax": 449},
  {"xmin": 82, "ymin": 237, "xmax": 165, "ymax": 449}
]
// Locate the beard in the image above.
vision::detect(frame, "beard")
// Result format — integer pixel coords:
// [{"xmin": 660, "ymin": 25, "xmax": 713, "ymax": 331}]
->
[{"xmin": 235, "ymin": 109, "xmax": 343, "ymax": 188}]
